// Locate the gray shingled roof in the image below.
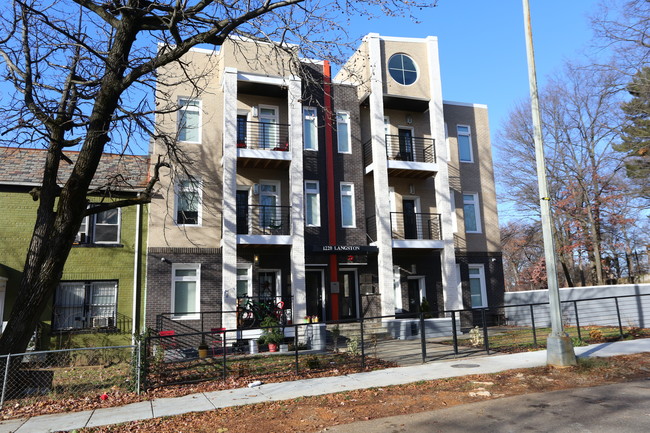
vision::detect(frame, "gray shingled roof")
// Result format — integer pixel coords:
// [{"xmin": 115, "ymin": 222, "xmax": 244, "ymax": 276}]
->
[{"xmin": 0, "ymin": 147, "xmax": 150, "ymax": 191}]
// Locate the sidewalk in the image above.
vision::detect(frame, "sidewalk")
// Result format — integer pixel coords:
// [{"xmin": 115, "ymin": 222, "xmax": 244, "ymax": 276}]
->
[{"xmin": 2, "ymin": 339, "xmax": 649, "ymax": 433}]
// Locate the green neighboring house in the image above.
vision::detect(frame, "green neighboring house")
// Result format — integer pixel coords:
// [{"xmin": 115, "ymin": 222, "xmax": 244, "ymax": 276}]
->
[{"xmin": 0, "ymin": 147, "xmax": 149, "ymax": 345}]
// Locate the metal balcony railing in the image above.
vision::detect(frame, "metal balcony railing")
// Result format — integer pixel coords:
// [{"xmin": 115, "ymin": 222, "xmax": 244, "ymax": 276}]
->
[
  {"xmin": 236, "ymin": 120, "xmax": 290, "ymax": 151},
  {"xmin": 236, "ymin": 205, "xmax": 291, "ymax": 235},
  {"xmin": 390, "ymin": 212, "xmax": 442, "ymax": 240},
  {"xmin": 385, "ymin": 135, "xmax": 435, "ymax": 163}
]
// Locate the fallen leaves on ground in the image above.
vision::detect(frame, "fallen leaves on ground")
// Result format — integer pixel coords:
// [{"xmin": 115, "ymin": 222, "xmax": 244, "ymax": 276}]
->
[{"xmin": 80, "ymin": 353, "xmax": 650, "ymax": 433}]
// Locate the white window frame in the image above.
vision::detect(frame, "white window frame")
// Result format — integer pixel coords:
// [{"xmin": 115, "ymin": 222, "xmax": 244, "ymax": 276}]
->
[
  {"xmin": 259, "ymin": 179, "xmax": 281, "ymax": 229},
  {"xmin": 303, "ymin": 107, "xmax": 318, "ymax": 151},
  {"xmin": 457, "ymin": 124, "xmax": 473, "ymax": 163},
  {"xmin": 340, "ymin": 182, "xmax": 356, "ymax": 228},
  {"xmin": 171, "ymin": 263, "xmax": 201, "ymax": 319},
  {"xmin": 75, "ymin": 208, "xmax": 121, "ymax": 245},
  {"xmin": 93, "ymin": 208, "xmax": 121, "ymax": 244},
  {"xmin": 468, "ymin": 264, "xmax": 488, "ymax": 308},
  {"xmin": 175, "ymin": 177, "xmax": 202, "ymax": 226},
  {"xmin": 178, "ymin": 98, "xmax": 201, "ymax": 143},
  {"xmin": 336, "ymin": 111, "xmax": 351, "ymax": 154},
  {"xmin": 236, "ymin": 264, "xmax": 253, "ymax": 298},
  {"xmin": 258, "ymin": 104, "xmax": 279, "ymax": 150},
  {"xmin": 463, "ymin": 192, "xmax": 481, "ymax": 234},
  {"xmin": 304, "ymin": 180, "xmax": 321, "ymax": 227}
]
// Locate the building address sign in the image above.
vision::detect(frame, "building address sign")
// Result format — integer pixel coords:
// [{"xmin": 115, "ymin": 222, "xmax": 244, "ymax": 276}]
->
[{"xmin": 309, "ymin": 245, "xmax": 378, "ymax": 254}]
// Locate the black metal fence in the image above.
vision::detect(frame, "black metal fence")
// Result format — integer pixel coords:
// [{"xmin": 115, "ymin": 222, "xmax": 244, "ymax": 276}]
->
[
  {"xmin": 385, "ymin": 135, "xmax": 435, "ymax": 163},
  {"xmin": 237, "ymin": 205, "xmax": 291, "ymax": 235},
  {"xmin": 236, "ymin": 121, "xmax": 290, "ymax": 151},
  {"xmin": 2, "ymin": 292, "xmax": 648, "ymax": 410},
  {"xmin": 390, "ymin": 212, "xmax": 442, "ymax": 240}
]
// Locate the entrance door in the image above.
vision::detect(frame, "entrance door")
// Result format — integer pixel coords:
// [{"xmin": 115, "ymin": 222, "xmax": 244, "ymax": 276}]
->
[
  {"xmin": 258, "ymin": 270, "xmax": 279, "ymax": 300},
  {"xmin": 236, "ymin": 189, "xmax": 249, "ymax": 234},
  {"xmin": 407, "ymin": 278, "xmax": 422, "ymax": 313},
  {"xmin": 398, "ymin": 128, "xmax": 413, "ymax": 161},
  {"xmin": 306, "ymin": 270, "xmax": 324, "ymax": 321},
  {"xmin": 339, "ymin": 269, "xmax": 359, "ymax": 320},
  {"xmin": 258, "ymin": 106, "xmax": 278, "ymax": 149},
  {"xmin": 403, "ymin": 198, "xmax": 418, "ymax": 239}
]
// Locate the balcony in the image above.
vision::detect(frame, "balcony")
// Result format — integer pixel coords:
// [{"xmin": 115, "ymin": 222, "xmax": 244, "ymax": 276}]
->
[
  {"xmin": 391, "ymin": 212, "xmax": 443, "ymax": 249},
  {"xmin": 365, "ymin": 212, "xmax": 444, "ymax": 249},
  {"xmin": 362, "ymin": 135, "xmax": 438, "ymax": 178},
  {"xmin": 236, "ymin": 205, "xmax": 291, "ymax": 245},
  {"xmin": 385, "ymin": 135, "xmax": 435, "ymax": 163},
  {"xmin": 236, "ymin": 120, "xmax": 291, "ymax": 169}
]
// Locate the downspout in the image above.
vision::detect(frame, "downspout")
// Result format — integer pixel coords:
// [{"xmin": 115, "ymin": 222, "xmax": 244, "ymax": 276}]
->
[
  {"xmin": 323, "ymin": 61, "xmax": 340, "ymax": 321},
  {"xmin": 131, "ymin": 201, "xmax": 142, "ymax": 344}
]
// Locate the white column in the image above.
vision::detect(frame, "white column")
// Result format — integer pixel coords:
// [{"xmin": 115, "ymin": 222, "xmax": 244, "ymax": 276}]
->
[
  {"xmin": 367, "ymin": 34, "xmax": 396, "ymax": 316},
  {"xmin": 288, "ymin": 76, "xmax": 307, "ymax": 322},
  {"xmin": 426, "ymin": 36, "xmax": 461, "ymax": 310},
  {"xmin": 221, "ymin": 67, "xmax": 239, "ymax": 329}
]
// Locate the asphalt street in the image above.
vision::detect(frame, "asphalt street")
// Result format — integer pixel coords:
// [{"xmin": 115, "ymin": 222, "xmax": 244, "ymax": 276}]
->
[{"xmin": 320, "ymin": 379, "xmax": 650, "ymax": 433}]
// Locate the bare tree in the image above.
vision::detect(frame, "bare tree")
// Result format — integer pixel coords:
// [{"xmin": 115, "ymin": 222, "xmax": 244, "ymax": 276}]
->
[
  {"xmin": 0, "ymin": 0, "xmax": 438, "ymax": 355},
  {"xmin": 496, "ymin": 63, "xmax": 642, "ymax": 287}
]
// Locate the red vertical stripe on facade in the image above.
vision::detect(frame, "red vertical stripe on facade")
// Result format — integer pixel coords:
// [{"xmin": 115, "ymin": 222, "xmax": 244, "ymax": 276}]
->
[{"xmin": 323, "ymin": 61, "xmax": 339, "ymax": 321}]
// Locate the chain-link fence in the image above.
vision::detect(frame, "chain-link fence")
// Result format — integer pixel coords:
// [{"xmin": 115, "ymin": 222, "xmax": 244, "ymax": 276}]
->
[{"xmin": 0, "ymin": 345, "xmax": 138, "ymax": 409}]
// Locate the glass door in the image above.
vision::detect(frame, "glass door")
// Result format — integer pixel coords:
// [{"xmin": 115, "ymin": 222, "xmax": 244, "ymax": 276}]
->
[
  {"xmin": 339, "ymin": 269, "xmax": 359, "ymax": 320},
  {"xmin": 258, "ymin": 106, "xmax": 278, "ymax": 149},
  {"xmin": 398, "ymin": 128, "xmax": 413, "ymax": 161},
  {"xmin": 403, "ymin": 198, "xmax": 418, "ymax": 239},
  {"xmin": 306, "ymin": 270, "xmax": 324, "ymax": 321}
]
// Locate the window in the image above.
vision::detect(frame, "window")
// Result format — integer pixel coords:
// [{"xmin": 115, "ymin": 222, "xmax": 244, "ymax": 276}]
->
[
  {"xmin": 236, "ymin": 265, "xmax": 252, "ymax": 298},
  {"xmin": 175, "ymin": 178, "xmax": 202, "ymax": 225},
  {"xmin": 468, "ymin": 265, "xmax": 488, "ymax": 308},
  {"xmin": 52, "ymin": 281, "xmax": 117, "ymax": 330},
  {"xmin": 303, "ymin": 107, "xmax": 318, "ymax": 151},
  {"xmin": 388, "ymin": 54, "xmax": 418, "ymax": 85},
  {"xmin": 172, "ymin": 264, "xmax": 200, "ymax": 319},
  {"xmin": 463, "ymin": 193, "xmax": 481, "ymax": 233},
  {"xmin": 336, "ymin": 111, "xmax": 351, "ymax": 153},
  {"xmin": 237, "ymin": 114, "xmax": 248, "ymax": 147},
  {"xmin": 305, "ymin": 181, "xmax": 321, "ymax": 227},
  {"xmin": 76, "ymin": 208, "xmax": 121, "ymax": 245},
  {"xmin": 178, "ymin": 98, "xmax": 201, "ymax": 143},
  {"xmin": 457, "ymin": 125, "xmax": 473, "ymax": 162},
  {"xmin": 260, "ymin": 180, "xmax": 280, "ymax": 229},
  {"xmin": 340, "ymin": 182, "xmax": 356, "ymax": 228},
  {"xmin": 258, "ymin": 105, "xmax": 278, "ymax": 149}
]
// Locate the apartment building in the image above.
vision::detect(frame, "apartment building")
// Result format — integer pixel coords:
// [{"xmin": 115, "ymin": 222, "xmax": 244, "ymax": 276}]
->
[{"xmin": 145, "ymin": 34, "xmax": 504, "ymax": 331}]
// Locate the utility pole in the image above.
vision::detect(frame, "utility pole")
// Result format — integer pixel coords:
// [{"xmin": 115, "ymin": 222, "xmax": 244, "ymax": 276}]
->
[{"xmin": 522, "ymin": 0, "xmax": 576, "ymax": 366}]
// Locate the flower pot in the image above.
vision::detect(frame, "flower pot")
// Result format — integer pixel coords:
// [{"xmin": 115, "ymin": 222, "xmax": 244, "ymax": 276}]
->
[
  {"xmin": 268, "ymin": 343, "xmax": 278, "ymax": 352},
  {"xmin": 198, "ymin": 346, "xmax": 209, "ymax": 358}
]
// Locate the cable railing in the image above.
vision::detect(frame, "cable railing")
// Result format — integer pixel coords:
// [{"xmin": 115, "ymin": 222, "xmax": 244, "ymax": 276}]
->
[{"xmin": 390, "ymin": 212, "xmax": 442, "ymax": 240}]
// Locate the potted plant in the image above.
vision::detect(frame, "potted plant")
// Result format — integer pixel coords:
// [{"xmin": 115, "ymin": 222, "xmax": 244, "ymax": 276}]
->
[{"xmin": 259, "ymin": 316, "xmax": 284, "ymax": 352}]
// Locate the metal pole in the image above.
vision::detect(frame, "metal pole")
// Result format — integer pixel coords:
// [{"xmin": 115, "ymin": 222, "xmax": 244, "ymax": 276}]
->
[
  {"xmin": 419, "ymin": 312, "xmax": 427, "ymax": 363},
  {"xmin": 451, "ymin": 311, "xmax": 458, "ymax": 355},
  {"xmin": 530, "ymin": 304, "xmax": 538, "ymax": 348},
  {"xmin": 1, "ymin": 355, "xmax": 11, "ymax": 409},
  {"xmin": 360, "ymin": 318, "xmax": 366, "ymax": 369},
  {"xmin": 573, "ymin": 301, "xmax": 582, "ymax": 341},
  {"xmin": 481, "ymin": 309, "xmax": 490, "ymax": 355},
  {"xmin": 136, "ymin": 342, "xmax": 142, "ymax": 394},
  {"xmin": 615, "ymin": 298, "xmax": 624, "ymax": 337},
  {"xmin": 522, "ymin": 0, "xmax": 576, "ymax": 366}
]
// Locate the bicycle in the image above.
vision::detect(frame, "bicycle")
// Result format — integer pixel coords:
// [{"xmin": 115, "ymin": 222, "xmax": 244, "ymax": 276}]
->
[{"xmin": 237, "ymin": 298, "xmax": 286, "ymax": 328}]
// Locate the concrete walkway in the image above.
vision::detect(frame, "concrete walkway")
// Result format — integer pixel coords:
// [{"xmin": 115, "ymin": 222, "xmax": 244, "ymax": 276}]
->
[{"xmin": 1, "ymin": 339, "xmax": 649, "ymax": 433}]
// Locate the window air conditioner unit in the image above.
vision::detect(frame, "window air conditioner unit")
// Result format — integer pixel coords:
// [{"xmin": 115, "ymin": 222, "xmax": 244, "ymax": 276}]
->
[{"xmin": 92, "ymin": 317, "xmax": 111, "ymax": 328}]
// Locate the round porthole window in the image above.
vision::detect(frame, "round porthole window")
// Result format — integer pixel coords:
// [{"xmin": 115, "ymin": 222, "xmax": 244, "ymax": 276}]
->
[{"xmin": 388, "ymin": 54, "xmax": 418, "ymax": 85}]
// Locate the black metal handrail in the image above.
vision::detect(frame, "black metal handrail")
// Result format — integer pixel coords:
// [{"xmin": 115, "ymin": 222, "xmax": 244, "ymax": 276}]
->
[
  {"xmin": 385, "ymin": 135, "xmax": 435, "ymax": 163},
  {"xmin": 390, "ymin": 212, "xmax": 442, "ymax": 240},
  {"xmin": 237, "ymin": 204, "xmax": 291, "ymax": 235},
  {"xmin": 236, "ymin": 120, "xmax": 290, "ymax": 151}
]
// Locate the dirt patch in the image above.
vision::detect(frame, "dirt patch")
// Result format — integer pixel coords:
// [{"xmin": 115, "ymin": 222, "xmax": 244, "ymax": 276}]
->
[{"xmin": 80, "ymin": 353, "xmax": 650, "ymax": 433}]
